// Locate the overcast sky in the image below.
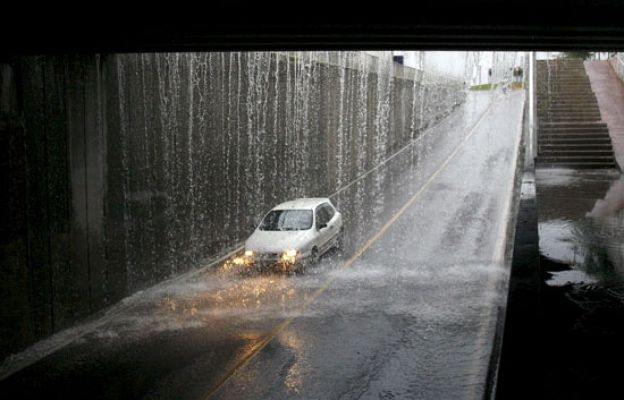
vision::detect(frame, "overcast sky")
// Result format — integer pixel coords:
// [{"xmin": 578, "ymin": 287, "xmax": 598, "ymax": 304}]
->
[{"xmin": 393, "ymin": 51, "xmax": 526, "ymax": 84}]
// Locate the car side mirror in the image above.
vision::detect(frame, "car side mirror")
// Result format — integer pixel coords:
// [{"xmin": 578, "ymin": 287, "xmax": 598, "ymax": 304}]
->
[
  {"xmin": 319, "ymin": 223, "xmax": 327, "ymax": 230},
  {"xmin": 251, "ymin": 217, "xmax": 262, "ymax": 231}
]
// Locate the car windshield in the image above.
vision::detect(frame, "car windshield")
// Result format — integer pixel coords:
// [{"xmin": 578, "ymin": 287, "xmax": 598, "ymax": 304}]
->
[{"xmin": 259, "ymin": 209, "xmax": 313, "ymax": 231}]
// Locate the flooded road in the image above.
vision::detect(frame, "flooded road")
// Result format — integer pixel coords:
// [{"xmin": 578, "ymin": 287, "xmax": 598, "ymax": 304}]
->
[{"xmin": 0, "ymin": 90, "xmax": 525, "ymax": 399}]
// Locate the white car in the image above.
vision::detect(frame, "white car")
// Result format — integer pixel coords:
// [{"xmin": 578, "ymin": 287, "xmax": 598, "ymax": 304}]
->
[{"xmin": 244, "ymin": 198, "xmax": 343, "ymax": 270}]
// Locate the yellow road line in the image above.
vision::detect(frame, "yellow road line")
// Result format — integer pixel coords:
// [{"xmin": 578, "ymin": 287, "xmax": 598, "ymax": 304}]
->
[{"xmin": 202, "ymin": 96, "xmax": 498, "ymax": 400}]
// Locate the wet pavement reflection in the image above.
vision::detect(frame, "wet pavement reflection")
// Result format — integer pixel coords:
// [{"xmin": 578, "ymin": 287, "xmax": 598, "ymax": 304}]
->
[
  {"xmin": 537, "ymin": 169, "xmax": 624, "ymax": 286},
  {"xmin": 535, "ymin": 167, "xmax": 624, "ymax": 400}
]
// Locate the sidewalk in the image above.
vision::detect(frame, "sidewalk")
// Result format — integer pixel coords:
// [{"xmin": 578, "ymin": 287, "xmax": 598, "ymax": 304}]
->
[{"xmin": 585, "ymin": 60, "xmax": 624, "ymax": 169}]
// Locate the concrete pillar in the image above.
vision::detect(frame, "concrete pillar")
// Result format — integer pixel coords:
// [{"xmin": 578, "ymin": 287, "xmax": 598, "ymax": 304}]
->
[{"xmin": 529, "ymin": 51, "xmax": 537, "ymax": 164}]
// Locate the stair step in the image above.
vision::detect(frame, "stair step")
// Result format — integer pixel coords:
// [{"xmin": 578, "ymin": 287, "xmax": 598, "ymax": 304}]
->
[
  {"xmin": 539, "ymin": 150, "xmax": 614, "ymax": 157},
  {"xmin": 540, "ymin": 85, "xmax": 593, "ymax": 88},
  {"xmin": 538, "ymin": 66, "xmax": 586, "ymax": 70},
  {"xmin": 544, "ymin": 107, "xmax": 600, "ymax": 111},
  {"xmin": 538, "ymin": 105, "xmax": 600, "ymax": 110},
  {"xmin": 539, "ymin": 133, "xmax": 612, "ymax": 139},
  {"xmin": 539, "ymin": 143, "xmax": 614, "ymax": 150},
  {"xmin": 540, "ymin": 121, "xmax": 608, "ymax": 127},
  {"xmin": 539, "ymin": 139, "xmax": 613, "ymax": 145},
  {"xmin": 539, "ymin": 115, "xmax": 603, "ymax": 120},
  {"xmin": 539, "ymin": 78, "xmax": 589, "ymax": 81},
  {"xmin": 540, "ymin": 82, "xmax": 592, "ymax": 84},
  {"xmin": 540, "ymin": 131, "xmax": 610, "ymax": 137},
  {"xmin": 538, "ymin": 84, "xmax": 592, "ymax": 88},
  {"xmin": 538, "ymin": 87, "xmax": 592, "ymax": 90},
  {"xmin": 542, "ymin": 94, "xmax": 595, "ymax": 97},
  {"xmin": 542, "ymin": 93, "xmax": 595, "ymax": 97},
  {"xmin": 540, "ymin": 131, "xmax": 609, "ymax": 136},
  {"xmin": 537, "ymin": 156, "xmax": 616, "ymax": 162},
  {"xmin": 540, "ymin": 137, "xmax": 610, "ymax": 143},
  {"xmin": 541, "ymin": 95, "xmax": 596, "ymax": 98},
  {"xmin": 539, "ymin": 117, "xmax": 603, "ymax": 122},
  {"xmin": 541, "ymin": 100, "xmax": 599, "ymax": 105},
  {"xmin": 540, "ymin": 128, "xmax": 610, "ymax": 133},
  {"xmin": 540, "ymin": 98, "xmax": 596, "ymax": 102},
  {"xmin": 543, "ymin": 97, "xmax": 598, "ymax": 102},
  {"xmin": 539, "ymin": 87, "xmax": 593, "ymax": 90},
  {"xmin": 539, "ymin": 134, "xmax": 612, "ymax": 140},
  {"xmin": 540, "ymin": 83, "xmax": 593, "ymax": 86},
  {"xmin": 541, "ymin": 104, "xmax": 599, "ymax": 107},
  {"xmin": 540, "ymin": 116, "xmax": 602, "ymax": 120},
  {"xmin": 538, "ymin": 109, "xmax": 601, "ymax": 113},
  {"xmin": 542, "ymin": 109, "xmax": 600, "ymax": 116},
  {"xmin": 535, "ymin": 161, "xmax": 619, "ymax": 169},
  {"xmin": 541, "ymin": 123, "xmax": 607, "ymax": 128},
  {"xmin": 541, "ymin": 82, "xmax": 592, "ymax": 85},
  {"xmin": 540, "ymin": 140, "xmax": 611, "ymax": 145},
  {"xmin": 539, "ymin": 135, "xmax": 611, "ymax": 139},
  {"xmin": 538, "ymin": 75, "xmax": 589, "ymax": 78},
  {"xmin": 540, "ymin": 68, "xmax": 588, "ymax": 70},
  {"xmin": 541, "ymin": 111, "xmax": 601, "ymax": 115},
  {"xmin": 540, "ymin": 107, "xmax": 600, "ymax": 111},
  {"xmin": 542, "ymin": 97, "xmax": 598, "ymax": 101},
  {"xmin": 538, "ymin": 111, "xmax": 600, "ymax": 117},
  {"xmin": 539, "ymin": 119, "xmax": 603, "ymax": 124}
]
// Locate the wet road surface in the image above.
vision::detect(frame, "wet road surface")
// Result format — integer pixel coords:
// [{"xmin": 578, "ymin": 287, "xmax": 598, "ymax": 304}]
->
[{"xmin": 0, "ymin": 90, "xmax": 525, "ymax": 399}]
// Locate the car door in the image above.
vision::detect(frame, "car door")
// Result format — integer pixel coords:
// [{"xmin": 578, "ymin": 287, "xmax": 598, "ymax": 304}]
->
[
  {"xmin": 314, "ymin": 205, "xmax": 331, "ymax": 254},
  {"xmin": 322, "ymin": 203, "xmax": 339, "ymax": 248}
]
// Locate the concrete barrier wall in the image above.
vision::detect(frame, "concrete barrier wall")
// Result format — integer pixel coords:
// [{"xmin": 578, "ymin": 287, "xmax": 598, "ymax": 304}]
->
[
  {"xmin": 0, "ymin": 52, "xmax": 465, "ymax": 360},
  {"xmin": 609, "ymin": 53, "xmax": 624, "ymax": 83}
]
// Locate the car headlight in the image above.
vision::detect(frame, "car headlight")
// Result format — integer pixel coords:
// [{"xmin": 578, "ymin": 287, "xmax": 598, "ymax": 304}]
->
[
  {"xmin": 280, "ymin": 249, "xmax": 299, "ymax": 264},
  {"xmin": 241, "ymin": 250, "xmax": 254, "ymax": 265}
]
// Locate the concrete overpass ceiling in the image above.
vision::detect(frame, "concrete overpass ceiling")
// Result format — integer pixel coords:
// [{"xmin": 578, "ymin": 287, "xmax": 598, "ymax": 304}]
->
[{"xmin": 3, "ymin": 1, "xmax": 624, "ymax": 54}]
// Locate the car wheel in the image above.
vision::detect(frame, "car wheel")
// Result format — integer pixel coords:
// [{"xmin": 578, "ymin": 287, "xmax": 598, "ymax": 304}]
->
[
  {"xmin": 310, "ymin": 247, "xmax": 319, "ymax": 265},
  {"xmin": 294, "ymin": 260, "xmax": 306, "ymax": 275},
  {"xmin": 336, "ymin": 228, "xmax": 344, "ymax": 252}
]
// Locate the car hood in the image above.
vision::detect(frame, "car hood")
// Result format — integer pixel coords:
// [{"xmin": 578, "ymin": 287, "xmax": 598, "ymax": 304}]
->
[{"xmin": 245, "ymin": 230, "xmax": 313, "ymax": 253}]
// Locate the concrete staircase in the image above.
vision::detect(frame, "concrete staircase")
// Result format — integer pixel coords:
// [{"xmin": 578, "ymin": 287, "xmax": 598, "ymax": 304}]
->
[{"xmin": 536, "ymin": 59, "xmax": 618, "ymax": 169}]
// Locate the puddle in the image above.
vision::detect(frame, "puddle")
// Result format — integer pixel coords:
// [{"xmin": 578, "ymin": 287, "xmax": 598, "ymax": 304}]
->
[
  {"xmin": 537, "ymin": 170, "xmax": 624, "ymax": 286},
  {"xmin": 538, "ymin": 219, "xmax": 584, "ymax": 266},
  {"xmin": 545, "ymin": 269, "xmax": 598, "ymax": 287}
]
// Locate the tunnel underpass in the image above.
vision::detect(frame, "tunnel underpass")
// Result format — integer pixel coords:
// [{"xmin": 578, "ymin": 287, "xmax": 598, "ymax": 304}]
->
[
  {"xmin": 1, "ymin": 50, "xmax": 528, "ymax": 398},
  {"xmin": 5, "ymin": 9, "xmax": 624, "ymax": 398}
]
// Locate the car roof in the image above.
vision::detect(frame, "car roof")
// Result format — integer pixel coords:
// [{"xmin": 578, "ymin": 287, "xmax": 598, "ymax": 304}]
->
[{"xmin": 272, "ymin": 197, "xmax": 331, "ymax": 210}]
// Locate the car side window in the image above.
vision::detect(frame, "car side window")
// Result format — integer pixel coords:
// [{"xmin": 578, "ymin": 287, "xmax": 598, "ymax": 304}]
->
[
  {"xmin": 315, "ymin": 207, "xmax": 322, "ymax": 229},
  {"xmin": 323, "ymin": 203, "xmax": 335, "ymax": 221},
  {"xmin": 316, "ymin": 206, "xmax": 329, "ymax": 229}
]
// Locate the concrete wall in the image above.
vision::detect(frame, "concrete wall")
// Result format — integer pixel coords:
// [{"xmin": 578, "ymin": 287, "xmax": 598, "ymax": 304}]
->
[
  {"xmin": 609, "ymin": 53, "xmax": 624, "ymax": 83},
  {"xmin": 0, "ymin": 56, "xmax": 108, "ymax": 361},
  {"xmin": 0, "ymin": 52, "xmax": 465, "ymax": 360}
]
